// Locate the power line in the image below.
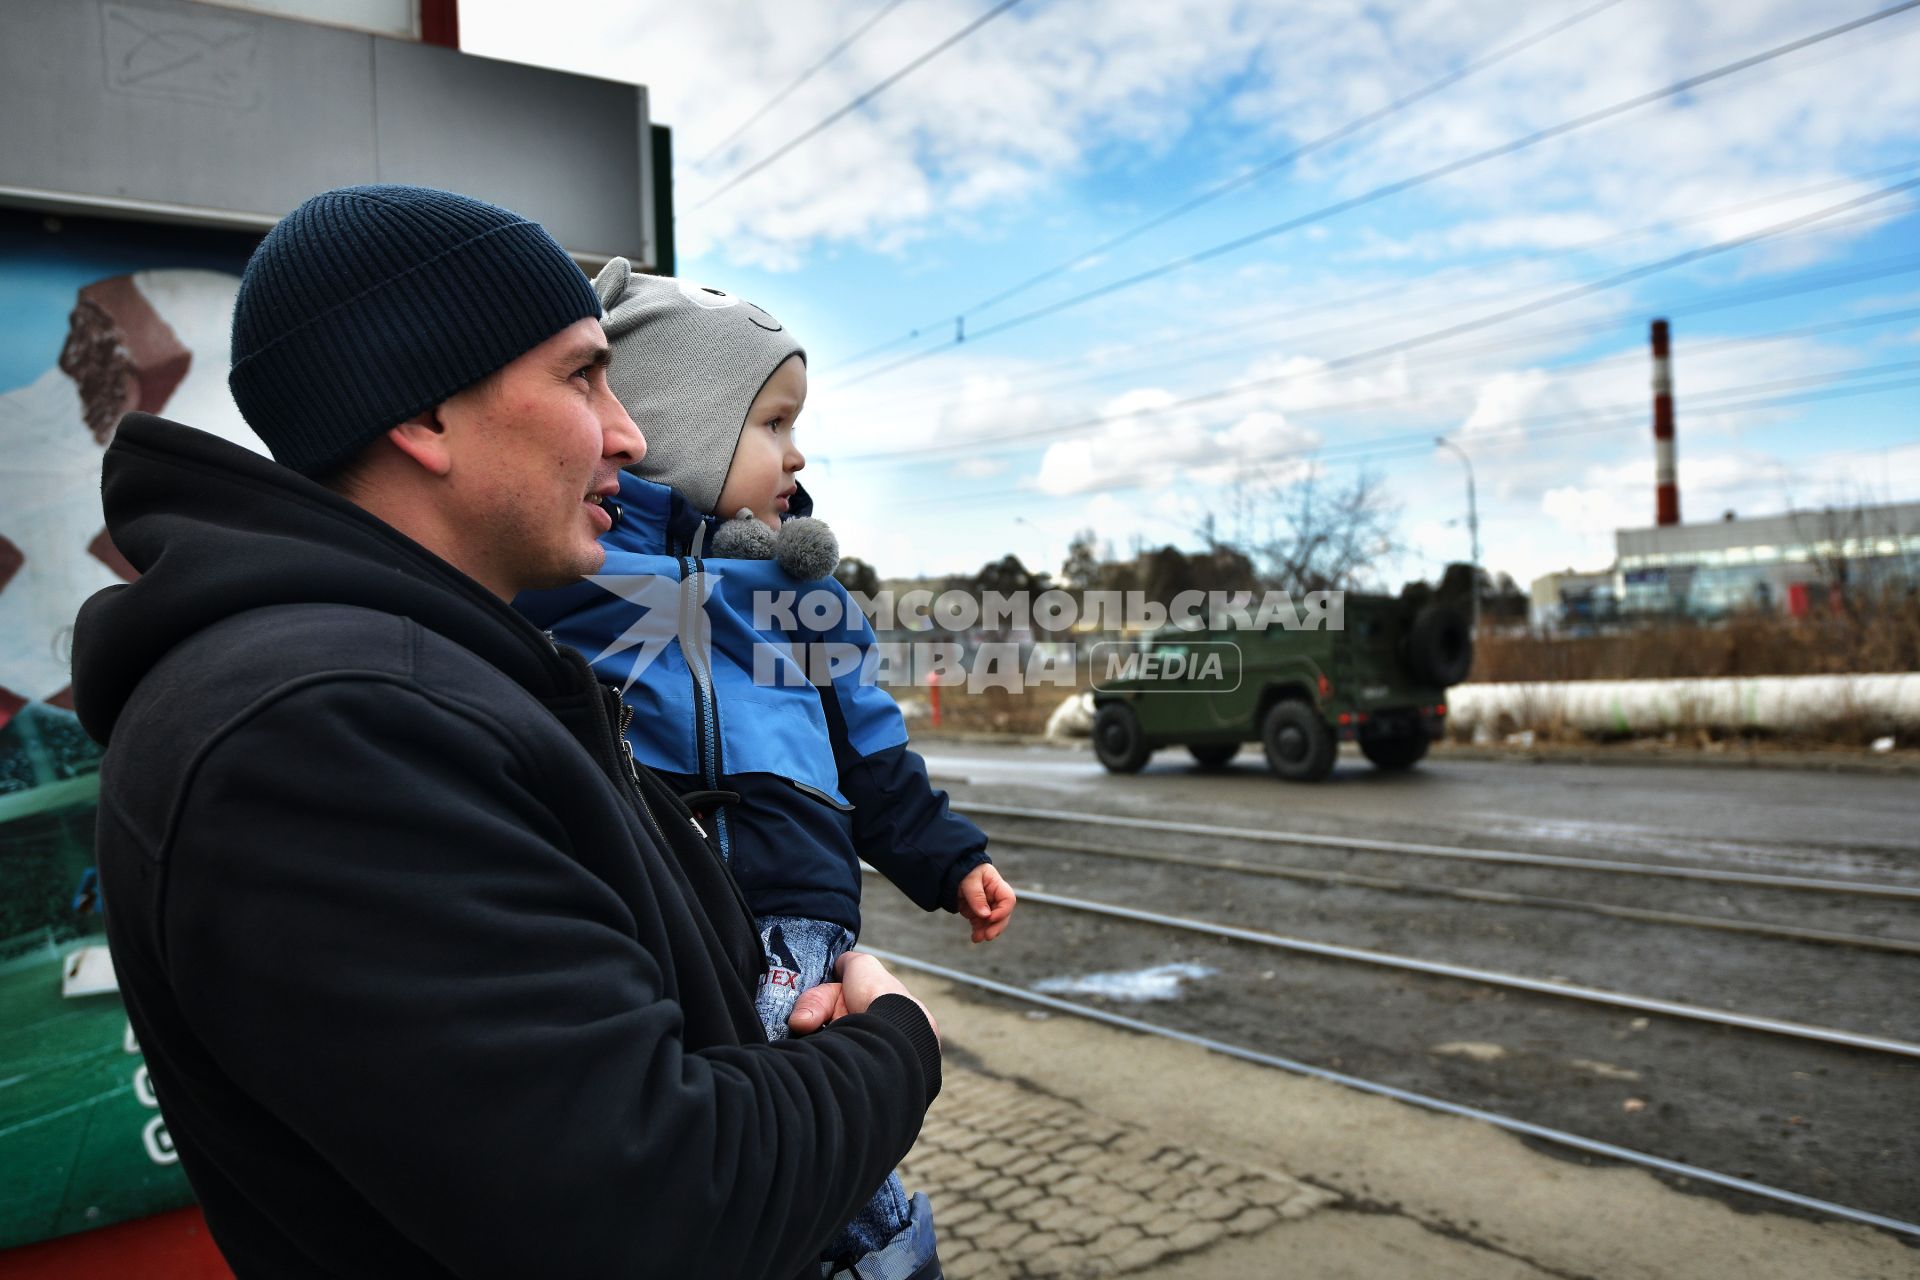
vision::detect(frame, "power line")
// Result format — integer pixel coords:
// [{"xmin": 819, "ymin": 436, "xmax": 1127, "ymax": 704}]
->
[
  {"xmin": 696, "ymin": 0, "xmax": 913, "ymax": 166},
  {"xmin": 832, "ymin": 177, "xmax": 1920, "ymax": 462},
  {"xmin": 838, "ymin": 0, "xmax": 1633, "ymax": 367},
  {"xmin": 838, "ymin": 37, "xmax": 1920, "ymax": 380},
  {"xmin": 834, "ymin": 197, "xmax": 1917, "ymax": 413},
  {"xmin": 922, "ymin": 214, "xmax": 1906, "ymax": 410},
  {"xmin": 830, "ymin": 302, "xmax": 1920, "ymax": 465},
  {"xmin": 828, "ymin": 299, "xmax": 1920, "ymax": 488},
  {"xmin": 872, "ymin": 366, "xmax": 1920, "ymax": 512},
  {"xmin": 840, "ymin": 0, "xmax": 1920, "ymax": 387},
  {"xmin": 691, "ymin": 0, "xmax": 1026, "ymax": 211}
]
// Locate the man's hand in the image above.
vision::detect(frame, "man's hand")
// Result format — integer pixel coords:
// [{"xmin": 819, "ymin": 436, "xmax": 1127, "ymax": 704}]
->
[
  {"xmin": 787, "ymin": 951, "xmax": 937, "ymax": 1043},
  {"xmin": 956, "ymin": 863, "xmax": 1016, "ymax": 944}
]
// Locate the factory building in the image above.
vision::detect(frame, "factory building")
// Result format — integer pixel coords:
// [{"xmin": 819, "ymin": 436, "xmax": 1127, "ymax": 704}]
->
[
  {"xmin": 1532, "ymin": 500, "xmax": 1920, "ymax": 630},
  {"xmin": 1530, "ymin": 321, "xmax": 1918, "ymax": 630}
]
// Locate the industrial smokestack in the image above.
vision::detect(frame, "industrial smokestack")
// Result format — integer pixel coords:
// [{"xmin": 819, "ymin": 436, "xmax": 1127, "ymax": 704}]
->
[{"xmin": 1651, "ymin": 318, "xmax": 1679, "ymax": 526}]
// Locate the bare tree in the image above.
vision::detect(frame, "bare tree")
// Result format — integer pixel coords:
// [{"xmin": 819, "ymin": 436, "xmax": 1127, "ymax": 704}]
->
[{"xmin": 1229, "ymin": 466, "xmax": 1403, "ymax": 594}]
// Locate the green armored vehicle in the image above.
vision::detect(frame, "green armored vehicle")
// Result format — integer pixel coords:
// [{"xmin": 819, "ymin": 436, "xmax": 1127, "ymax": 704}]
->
[{"xmin": 1090, "ymin": 566, "xmax": 1474, "ymax": 781}]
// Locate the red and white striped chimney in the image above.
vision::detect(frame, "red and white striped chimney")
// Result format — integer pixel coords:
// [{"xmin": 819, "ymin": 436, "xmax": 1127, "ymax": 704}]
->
[{"xmin": 1651, "ymin": 318, "xmax": 1679, "ymax": 526}]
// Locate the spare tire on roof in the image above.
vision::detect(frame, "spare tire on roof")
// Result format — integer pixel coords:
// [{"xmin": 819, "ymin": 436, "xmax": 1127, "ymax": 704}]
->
[{"xmin": 1407, "ymin": 604, "xmax": 1473, "ymax": 686}]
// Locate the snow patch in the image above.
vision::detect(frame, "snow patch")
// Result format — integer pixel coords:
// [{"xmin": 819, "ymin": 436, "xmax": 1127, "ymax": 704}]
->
[{"xmin": 1034, "ymin": 962, "xmax": 1216, "ymax": 1002}]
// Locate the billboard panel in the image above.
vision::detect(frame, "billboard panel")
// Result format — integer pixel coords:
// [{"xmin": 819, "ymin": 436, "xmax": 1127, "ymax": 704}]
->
[{"xmin": 0, "ymin": 208, "xmax": 260, "ymax": 1251}]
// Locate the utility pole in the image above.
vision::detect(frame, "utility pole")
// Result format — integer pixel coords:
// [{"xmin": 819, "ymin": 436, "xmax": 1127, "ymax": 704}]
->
[{"xmin": 1435, "ymin": 436, "xmax": 1481, "ymax": 632}]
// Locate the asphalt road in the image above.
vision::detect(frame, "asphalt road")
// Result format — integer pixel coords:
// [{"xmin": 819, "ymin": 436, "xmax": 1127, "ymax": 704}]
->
[
  {"xmin": 858, "ymin": 738, "xmax": 1920, "ymax": 1230},
  {"xmin": 919, "ymin": 741, "xmax": 1920, "ymax": 880}
]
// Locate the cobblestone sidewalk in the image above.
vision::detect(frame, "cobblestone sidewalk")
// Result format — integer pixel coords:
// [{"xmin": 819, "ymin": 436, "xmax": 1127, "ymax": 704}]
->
[{"xmin": 899, "ymin": 1065, "xmax": 1330, "ymax": 1279}]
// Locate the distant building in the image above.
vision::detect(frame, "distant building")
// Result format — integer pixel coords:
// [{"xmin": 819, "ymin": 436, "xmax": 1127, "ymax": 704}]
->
[
  {"xmin": 1529, "ymin": 569, "xmax": 1618, "ymax": 631},
  {"xmin": 1532, "ymin": 500, "xmax": 1920, "ymax": 628}
]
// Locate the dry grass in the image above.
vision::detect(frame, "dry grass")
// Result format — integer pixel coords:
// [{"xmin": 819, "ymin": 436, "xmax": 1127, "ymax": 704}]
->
[{"xmin": 1473, "ymin": 590, "xmax": 1920, "ymax": 683}]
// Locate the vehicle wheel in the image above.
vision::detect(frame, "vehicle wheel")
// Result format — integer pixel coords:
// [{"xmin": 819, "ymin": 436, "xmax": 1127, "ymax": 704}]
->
[
  {"xmin": 1187, "ymin": 742, "xmax": 1240, "ymax": 769},
  {"xmin": 1261, "ymin": 700, "xmax": 1335, "ymax": 782},
  {"xmin": 1093, "ymin": 703, "xmax": 1153, "ymax": 774},
  {"xmin": 1360, "ymin": 733, "xmax": 1429, "ymax": 771},
  {"xmin": 1407, "ymin": 604, "xmax": 1474, "ymax": 686}
]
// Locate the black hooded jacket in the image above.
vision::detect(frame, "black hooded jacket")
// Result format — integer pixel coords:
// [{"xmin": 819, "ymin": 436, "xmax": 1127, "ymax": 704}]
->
[{"xmin": 70, "ymin": 415, "xmax": 940, "ymax": 1279}]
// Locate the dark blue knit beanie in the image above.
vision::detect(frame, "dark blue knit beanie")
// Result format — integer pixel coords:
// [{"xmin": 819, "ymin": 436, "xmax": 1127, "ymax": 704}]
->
[{"xmin": 229, "ymin": 184, "xmax": 603, "ymax": 477}]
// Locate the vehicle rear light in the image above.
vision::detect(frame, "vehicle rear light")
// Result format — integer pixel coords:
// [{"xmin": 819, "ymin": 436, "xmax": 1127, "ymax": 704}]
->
[
  {"xmin": 1435, "ymin": 703, "xmax": 1447, "ymax": 716},
  {"xmin": 1355, "ymin": 712, "xmax": 1368, "ymax": 724},
  {"xmin": 1337, "ymin": 712, "xmax": 1351, "ymax": 725}
]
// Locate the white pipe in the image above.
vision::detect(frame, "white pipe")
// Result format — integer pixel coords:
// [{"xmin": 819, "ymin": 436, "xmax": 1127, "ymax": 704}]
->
[{"xmin": 1448, "ymin": 673, "xmax": 1920, "ymax": 735}]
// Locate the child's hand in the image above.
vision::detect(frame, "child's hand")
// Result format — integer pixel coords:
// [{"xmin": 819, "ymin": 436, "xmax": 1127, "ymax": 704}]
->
[{"xmin": 956, "ymin": 864, "xmax": 1016, "ymax": 944}]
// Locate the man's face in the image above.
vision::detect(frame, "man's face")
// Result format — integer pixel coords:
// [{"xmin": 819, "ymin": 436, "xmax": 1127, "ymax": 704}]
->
[
  {"xmin": 716, "ymin": 354, "xmax": 807, "ymax": 531},
  {"xmin": 440, "ymin": 317, "xmax": 645, "ymax": 596}
]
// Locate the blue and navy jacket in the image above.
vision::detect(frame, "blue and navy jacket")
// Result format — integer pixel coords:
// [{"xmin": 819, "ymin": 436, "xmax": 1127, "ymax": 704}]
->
[{"xmin": 517, "ymin": 472, "xmax": 988, "ymax": 934}]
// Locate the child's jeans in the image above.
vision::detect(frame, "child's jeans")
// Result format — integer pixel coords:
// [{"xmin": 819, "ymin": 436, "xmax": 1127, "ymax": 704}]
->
[{"xmin": 756, "ymin": 916, "xmax": 936, "ymax": 1272}]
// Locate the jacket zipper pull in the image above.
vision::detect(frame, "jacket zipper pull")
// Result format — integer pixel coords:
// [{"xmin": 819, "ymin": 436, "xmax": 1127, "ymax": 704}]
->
[{"xmin": 606, "ymin": 682, "xmax": 708, "ymax": 844}]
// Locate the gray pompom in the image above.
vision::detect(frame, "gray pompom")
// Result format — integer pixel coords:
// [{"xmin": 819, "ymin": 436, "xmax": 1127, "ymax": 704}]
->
[
  {"xmin": 710, "ymin": 512, "xmax": 777, "ymax": 559},
  {"xmin": 775, "ymin": 516, "xmax": 840, "ymax": 581}
]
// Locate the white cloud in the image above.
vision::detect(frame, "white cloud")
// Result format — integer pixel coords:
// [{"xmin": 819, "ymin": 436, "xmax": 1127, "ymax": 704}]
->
[{"xmin": 458, "ymin": 0, "xmax": 1920, "ymax": 583}]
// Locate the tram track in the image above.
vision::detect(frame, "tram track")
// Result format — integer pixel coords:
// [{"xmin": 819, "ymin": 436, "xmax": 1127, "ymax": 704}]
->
[
  {"xmin": 867, "ymin": 947, "xmax": 1920, "ymax": 1242},
  {"xmin": 860, "ymin": 868, "xmax": 1919, "ymax": 1058},
  {"xmin": 954, "ymin": 800, "xmax": 1920, "ymax": 900},
  {"xmin": 893, "ymin": 751, "xmax": 1920, "ymax": 1233},
  {"xmin": 977, "ymin": 829, "xmax": 1920, "ymax": 956}
]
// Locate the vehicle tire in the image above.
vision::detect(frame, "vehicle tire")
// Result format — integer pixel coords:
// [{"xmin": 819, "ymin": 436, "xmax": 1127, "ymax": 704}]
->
[
  {"xmin": 1187, "ymin": 742, "xmax": 1240, "ymax": 769},
  {"xmin": 1360, "ymin": 732, "xmax": 1429, "ymax": 771},
  {"xmin": 1093, "ymin": 703, "xmax": 1153, "ymax": 774},
  {"xmin": 1261, "ymin": 700, "xmax": 1335, "ymax": 782},
  {"xmin": 1407, "ymin": 604, "xmax": 1474, "ymax": 686}
]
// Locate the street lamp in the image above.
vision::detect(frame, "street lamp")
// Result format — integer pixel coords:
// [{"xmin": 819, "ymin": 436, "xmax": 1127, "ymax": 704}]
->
[
  {"xmin": 1013, "ymin": 515, "xmax": 1057, "ymax": 582},
  {"xmin": 1434, "ymin": 436, "xmax": 1481, "ymax": 633}
]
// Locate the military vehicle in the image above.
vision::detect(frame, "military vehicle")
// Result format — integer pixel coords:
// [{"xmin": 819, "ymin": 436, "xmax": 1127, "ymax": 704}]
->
[{"xmin": 1090, "ymin": 566, "xmax": 1475, "ymax": 781}]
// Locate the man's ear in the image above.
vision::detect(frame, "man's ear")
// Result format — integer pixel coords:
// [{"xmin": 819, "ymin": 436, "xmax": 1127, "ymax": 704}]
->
[{"xmin": 384, "ymin": 405, "xmax": 455, "ymax": 476}]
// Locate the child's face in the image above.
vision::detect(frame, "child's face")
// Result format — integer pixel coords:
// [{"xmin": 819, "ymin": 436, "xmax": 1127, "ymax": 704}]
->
[{"xmin": 718, "ymin": 354, "xmax": 807, "ymax": 531}]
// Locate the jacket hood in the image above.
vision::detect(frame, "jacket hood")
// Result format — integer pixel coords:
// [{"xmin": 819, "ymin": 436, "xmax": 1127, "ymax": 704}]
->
[{"xmin": 72, "ymin": 413, "xmax": 575, "ymax": 744}]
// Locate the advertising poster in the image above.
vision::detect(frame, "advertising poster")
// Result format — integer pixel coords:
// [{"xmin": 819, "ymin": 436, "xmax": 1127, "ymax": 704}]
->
[{"xmin": 0, "ymin": 207, "xmax": 261, "ymax": 1249}]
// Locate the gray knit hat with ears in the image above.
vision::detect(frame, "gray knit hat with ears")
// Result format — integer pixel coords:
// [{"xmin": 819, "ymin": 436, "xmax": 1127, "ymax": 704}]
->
[{"xmin": 592, "ymin": 257, "xmax": 805, "ymax": 514}]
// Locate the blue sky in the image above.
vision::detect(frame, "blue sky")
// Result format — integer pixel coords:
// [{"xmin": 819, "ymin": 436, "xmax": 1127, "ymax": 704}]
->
[{"xmin": 463, "ymin": 0, "xmax": 1920, "ymax": 589}]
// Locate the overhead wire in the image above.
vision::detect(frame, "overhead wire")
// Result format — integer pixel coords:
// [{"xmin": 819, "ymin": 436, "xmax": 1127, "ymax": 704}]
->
[
  {"xmin": 829, "ymin": 303, "xmax": 1920, "ymax": 467},
  {"xmin": 837, "ymin": 3, "xmax": 1920, "ymax": 376},
  {"xmin": 836, "ymin": 0, "xmax": 1635, "ymax": 367},
  {"xmin": 829, "ymin": 175, "xmax": 1920, "ymax": 462},
  {"xmin": 867, "ymin": 364, "xmax": 1920, "ymax": 513},
  {"xmin": 691, "ymin": 0, "xmax": 1026, "ymax": 211},
  {"xmin": 832, "ymin": 194, "xmax": 1919, "ymax": 413},
  {"xmin": 839, "ymin": 0, "xmax": 1920, "ymax": 387},
  {"xmin": 696, "ymin": 0, "xmax": 914, "ymax": 165},
  {"xmin": 931, "ymin": 230, "xmax": 1911, "ymax": 410}
]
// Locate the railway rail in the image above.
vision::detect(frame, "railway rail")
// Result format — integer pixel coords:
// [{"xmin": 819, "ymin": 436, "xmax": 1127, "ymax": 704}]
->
[
  {"xmin": 882, "ymin": 765, "xmax": 1920, "ymax": 1242},
  {"xmin": 859, "ymin": 868, "xmax": 1919, "ymax": 1058},
  {"xmin": 867, "ymin": 947, "xmax": 1920, "ymax": 1241},
  {"xmin": 954, "ymin": 800, "xmax": 1920, "ymax": 900},
  {"xmin": 977, "ymin": 829, "xmax": 1920, "ymax": 956}
]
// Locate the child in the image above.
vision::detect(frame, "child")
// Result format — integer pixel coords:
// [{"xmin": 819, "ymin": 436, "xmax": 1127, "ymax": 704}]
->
[{"xmin": 517, "ymin": 259, "xmax": 1015, "ymax": 1278}]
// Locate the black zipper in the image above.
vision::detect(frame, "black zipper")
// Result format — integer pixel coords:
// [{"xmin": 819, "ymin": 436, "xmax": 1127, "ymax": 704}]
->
[
  {"xmin": 679, "ymin": 554, "xmax": 731, "ymax": 862},
  {"xmin": 596, "ymin": 681, "xmax": 681, "ymax": 853}
]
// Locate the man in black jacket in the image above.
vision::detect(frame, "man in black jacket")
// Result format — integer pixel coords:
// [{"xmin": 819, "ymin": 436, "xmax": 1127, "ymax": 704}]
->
[{"xmin": 70, "ymin": 184, "xmax": 943, "ymax": 1279}]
